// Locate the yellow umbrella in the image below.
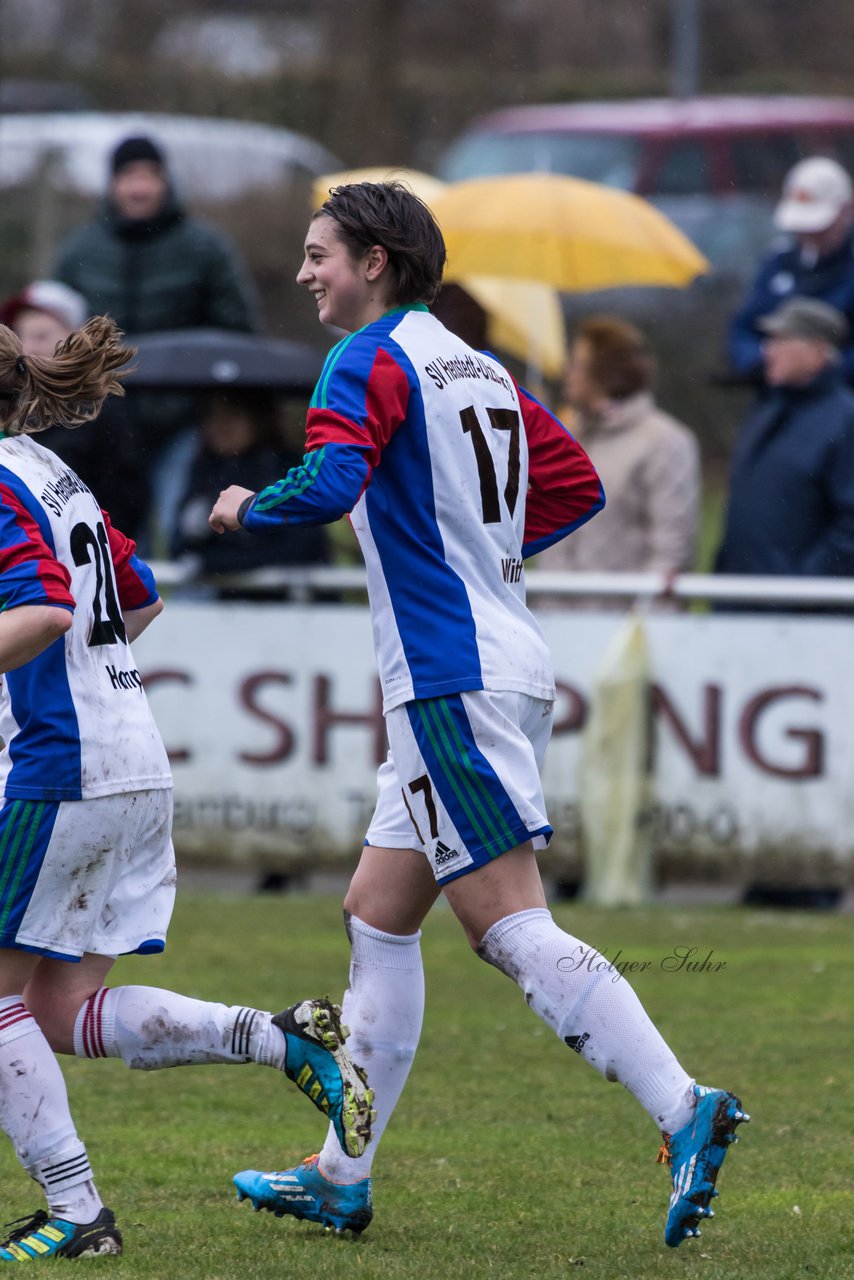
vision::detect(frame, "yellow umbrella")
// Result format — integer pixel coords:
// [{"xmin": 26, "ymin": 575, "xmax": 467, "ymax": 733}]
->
[
  {"xmin": 310, "ymin": 168, "xmax": 566, "ymax": 377},
  {"xmin": 453, "ymin": 275, "xmax": 565, "ymax": 380},
  {"xmin": 312, "ymin": 168, "xmax": 445, "ymax": 211},
  {"xmin": 430, "ymin": 172, "xmax": 709, "ymax": 291}
]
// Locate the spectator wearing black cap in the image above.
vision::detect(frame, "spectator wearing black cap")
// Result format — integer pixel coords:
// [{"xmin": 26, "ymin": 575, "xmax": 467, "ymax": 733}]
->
[
  {"xmin": 716, "ymin": 296, "xmax": 854, "ymax": 586},
  {"xmin": 51, "ymin": 134, "xmax": 261, "ymax": 542},
  {"xmin": 728, "ymin": 157, "xmax": 854, "ymax": 388}
]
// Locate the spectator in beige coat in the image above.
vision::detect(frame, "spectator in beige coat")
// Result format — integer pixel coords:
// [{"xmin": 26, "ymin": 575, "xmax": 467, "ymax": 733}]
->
[{"xmin": 538, "ymin": 315, "xmax": 700, "ymax": 602}]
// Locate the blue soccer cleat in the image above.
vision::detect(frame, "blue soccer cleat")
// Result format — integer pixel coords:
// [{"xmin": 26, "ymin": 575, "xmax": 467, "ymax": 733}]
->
[
  {"xmin": 658, "ymin": 1084, "xmax": 750, "ymax": 1247},
  {"xmin": 234, "ymin": 1155, "xmax": 372, "ymax": 1235},
  {"xmin": 274, "ymin": 999, "xmax": 375, "ymax": 1159},
  {"xmin": 0, "ymin": 1208, "xmax": 122, "ymax": 1261}
]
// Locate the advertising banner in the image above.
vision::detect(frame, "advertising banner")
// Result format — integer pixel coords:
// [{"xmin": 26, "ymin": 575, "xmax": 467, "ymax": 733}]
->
[{"xmin": 133, "ymin": 604, "xmax": 854, "ymax": 879}]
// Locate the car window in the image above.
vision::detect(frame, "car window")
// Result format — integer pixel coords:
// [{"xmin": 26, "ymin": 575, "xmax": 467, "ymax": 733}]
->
[
  {"xmin": 729, "ymin": 133, "xmax": 802, "ymax": 193},
  {"xmin": 439, "ymin": 131, "xmax": 640, "ymax": 188},
  {"xmin": 652, "ymin": 140, "xmax": 714, "ymax": 195}
]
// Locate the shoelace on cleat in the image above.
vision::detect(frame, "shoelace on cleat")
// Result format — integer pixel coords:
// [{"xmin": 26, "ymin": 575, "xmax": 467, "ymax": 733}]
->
[
  {"xmin": 1, "ymin": 1211, "xmax": 50, "ymax": 1247},
  {"xmin": 656, "ymin": 1135, "xmax": 672, "ymax": 1166}
]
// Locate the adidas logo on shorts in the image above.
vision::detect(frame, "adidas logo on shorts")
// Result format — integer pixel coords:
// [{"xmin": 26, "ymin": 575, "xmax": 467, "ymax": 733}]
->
[{"xmin": 433, "ymin": 840, "xmax": 461, "ymax": 867}]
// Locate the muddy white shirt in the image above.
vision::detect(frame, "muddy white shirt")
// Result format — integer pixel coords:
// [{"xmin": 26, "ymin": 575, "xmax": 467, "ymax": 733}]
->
[{"xmin": 0, "ymin": 434, "xmax": 171, "ymax": 800}]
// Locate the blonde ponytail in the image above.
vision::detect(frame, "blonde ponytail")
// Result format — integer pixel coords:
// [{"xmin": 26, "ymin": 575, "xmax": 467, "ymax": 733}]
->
[{"xmin": 0, "ymin": 316, "xmax": 135, "ymax": 436}]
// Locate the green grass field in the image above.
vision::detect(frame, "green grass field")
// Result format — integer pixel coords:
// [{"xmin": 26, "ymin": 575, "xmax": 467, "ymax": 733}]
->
[{"xmin": 1, "ymin": 892, "xmax": 851, "ymax": 1280}]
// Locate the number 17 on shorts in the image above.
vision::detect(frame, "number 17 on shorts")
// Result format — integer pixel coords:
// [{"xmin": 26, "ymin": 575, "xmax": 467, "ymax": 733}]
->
[{"xmin": 366, "ymin": 689, "xmax": 554, "ymax": 886}]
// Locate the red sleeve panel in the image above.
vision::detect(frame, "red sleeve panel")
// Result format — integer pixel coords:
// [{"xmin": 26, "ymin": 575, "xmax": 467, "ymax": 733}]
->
[
  {"xmin": 245, "ymin": 344, "xmax": 411, "ymax": 531},
  {"xmin": 102, "ymin": 509, "xmax": 159, "ymax": 610},
  {"xmin": 305, "ymin": 345, "xmax": 410, "ymax": 476},
  {"xmin": 517, "ymin": 384, "xmax": 605, "ymax": 557},
  {"xmin": 0, "ymin": 483, "xmax": 75, "ymax": 611}
]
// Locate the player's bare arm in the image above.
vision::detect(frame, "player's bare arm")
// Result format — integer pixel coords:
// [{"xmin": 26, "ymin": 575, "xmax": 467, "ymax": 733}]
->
[
  {"xmin": 0, "ymin": 603, "xmax": 72, "ymax": 674},
  {"xmin": 123, "ymin": 597, "xmax": 164, "ymax": 643},
  {"xmin": 209, "ymin": 485, "xmax": 255, "ymax": 534}
]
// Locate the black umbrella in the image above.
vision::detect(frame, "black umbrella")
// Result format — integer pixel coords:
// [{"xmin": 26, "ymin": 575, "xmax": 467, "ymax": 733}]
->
[{"xmin": 122, "ymin": 328, "xmax": 326, "ymax": 392}]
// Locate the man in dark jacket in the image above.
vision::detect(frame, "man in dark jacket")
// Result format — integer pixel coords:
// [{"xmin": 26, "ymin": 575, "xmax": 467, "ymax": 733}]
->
[
  {"xmin": 53, "ymin": 135, "xmax": 261, "ymax": 540},
  {"xmin": 55, "ymin": 136, "xmax": 259, "ymax": 334},
  {"xmin": 716, "ymin": 297, "xmax": 854, "ymax": 582},
  {"xmin": 727, "ymin": 157, "xmax": 854, "ymax": 388}
]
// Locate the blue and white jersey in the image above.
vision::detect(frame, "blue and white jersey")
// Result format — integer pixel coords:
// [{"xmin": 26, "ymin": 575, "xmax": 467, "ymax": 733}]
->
[
  {"xmin": 0, "ymin": 435, "xmax": 171, "ymax": 800},
  {"xmin": 242, "ymin": 306, "xmax": 604, "ymax": 711}
]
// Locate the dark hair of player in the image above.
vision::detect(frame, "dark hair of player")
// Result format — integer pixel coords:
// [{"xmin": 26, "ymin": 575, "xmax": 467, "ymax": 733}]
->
[
  {"xmin": 317, "ymin": 181, "xmax": 447, "ymax": 306},
  {"xmin": 0, "ymin": 317, "xmax": 135, "ymax": 436}
]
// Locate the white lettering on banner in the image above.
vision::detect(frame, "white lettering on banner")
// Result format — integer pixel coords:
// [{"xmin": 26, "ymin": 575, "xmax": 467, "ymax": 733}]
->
[{"xmin": 131, "ymin": 605, "xmax": 854, "ymax": 864}]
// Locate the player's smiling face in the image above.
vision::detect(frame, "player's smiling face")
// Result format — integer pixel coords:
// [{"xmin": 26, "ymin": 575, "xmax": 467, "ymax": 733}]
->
[{"xmin": 297, "ymin": 214, "xmax": 392, "ymax": 333}]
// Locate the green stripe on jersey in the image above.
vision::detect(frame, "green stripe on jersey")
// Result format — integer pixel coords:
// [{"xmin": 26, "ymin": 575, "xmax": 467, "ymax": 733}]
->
[
  {"xmin": 253, "ymin": 447, "xmax": 326, "ymax": 513},
  {"xmin": 310, "ymin": 304, "xmax": 428, "ymax": 410},
  {"xmin": 312, "ymin": 333, "xmax": 360, "ymax": 410}
]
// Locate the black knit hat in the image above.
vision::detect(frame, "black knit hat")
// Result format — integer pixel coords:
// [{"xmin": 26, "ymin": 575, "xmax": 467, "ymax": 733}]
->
[{"xmin": 111, "ymin": 135, "xmax": 165, "ymax": 175}]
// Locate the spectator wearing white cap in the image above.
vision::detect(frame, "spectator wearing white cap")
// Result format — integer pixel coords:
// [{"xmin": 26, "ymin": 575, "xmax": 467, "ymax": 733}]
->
[
  {"xmin": 728, "ymin": 156, "xmax": 854, "ymax": 387},
  {"xmin": 0, "ymin": 279, "xmax": 144, "ymax": 534},
  {"xmin": 0, "ymin": 281, "xmax": 87, "ymax": 357}
]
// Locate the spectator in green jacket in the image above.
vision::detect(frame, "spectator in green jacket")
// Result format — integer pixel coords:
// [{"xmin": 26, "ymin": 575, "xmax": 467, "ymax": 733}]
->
[{"xmin": 53, "ymin": 134, "xmax": 262, "ymax": 543}]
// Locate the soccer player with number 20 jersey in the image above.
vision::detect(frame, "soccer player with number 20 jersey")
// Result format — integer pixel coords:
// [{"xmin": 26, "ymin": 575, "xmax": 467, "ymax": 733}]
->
[
  {"xmin": 211, "ymin": 182, "xmax": 748, "ymax": 1249},
  {"xmin": 0, "ymin": 320, "xmax": 373, "ymax": 1263}
]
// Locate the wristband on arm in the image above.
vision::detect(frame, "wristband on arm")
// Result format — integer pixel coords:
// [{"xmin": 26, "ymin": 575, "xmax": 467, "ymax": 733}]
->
[{"xmin": 237, "ymin": 494, "xmax": 256, "ymax": 526}]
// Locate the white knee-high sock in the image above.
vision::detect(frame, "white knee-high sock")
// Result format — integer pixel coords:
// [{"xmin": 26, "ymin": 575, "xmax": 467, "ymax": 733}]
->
[
  {"xmin": 317, "ymin": 915, "xmax": 424, "ymax": 1183},
  {"xmin": 73, "ymin": 986, "xmax": 286, "ymax": 1071},
  {"xmin": 478, "ymin": 909, "xmax": 696, "ymax": 1133},
  {"xmin": 0, "ymin": 997, "xmax": 103, "ymax": 1223}
]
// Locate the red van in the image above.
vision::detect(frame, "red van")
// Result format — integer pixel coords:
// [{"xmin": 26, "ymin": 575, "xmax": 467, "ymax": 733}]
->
[{"xmin": 437, "ymin": 96, "xmax": 854, "ymax": 275}]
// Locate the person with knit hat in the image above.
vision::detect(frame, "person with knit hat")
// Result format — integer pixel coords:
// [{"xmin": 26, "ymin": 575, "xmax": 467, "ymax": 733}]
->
[
  {"xmin": 106, "ymin": 135, "xmax": 170, "ymax": 225},
  {"xmin": 728, "ymin": 155, "xmax": 854, "ymax": 387},
  {"xmin": 54, "ymin": 132, "xmax": 259, "ymax": 337},
  {"xmin": 51, "ymin": 133, "xmax": 261, "ymax": 541}
]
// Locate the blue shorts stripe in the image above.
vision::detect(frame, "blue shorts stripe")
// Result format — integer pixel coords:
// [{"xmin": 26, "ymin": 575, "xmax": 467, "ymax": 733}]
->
[
  {"xmin": 0, "ymin": 801, "xmax": 23, "ymax": 900},
  {"xmin": 434, "ymin": 698, "xmax": 520, "ymax": 849},
  {"xmin": 413, "ymin": 699, "xmax": 502, "ymax": 853},
  {"xmin": 0, "ymin": 801, "xmax": 36, "ymax": 917},
  {"xmin": 423, "ymin": 698, "xmax": 514, "ymax": 852},
  {"xmin": 408, "ymin": 695, "xmax": 529, "ymax": 860},
  {"xmin": 0, "ymin": 800, "xmax": 59, "ymax": 943}
]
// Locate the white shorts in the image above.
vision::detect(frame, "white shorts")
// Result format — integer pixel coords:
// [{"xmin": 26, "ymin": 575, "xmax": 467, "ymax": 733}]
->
[
  {"xmin": 0, "ymin": 789, "xmax": 176, "ymax": 961},
  {"xmin": 365, "ymin": 690, "xmax": 553, "ymax": 885}
]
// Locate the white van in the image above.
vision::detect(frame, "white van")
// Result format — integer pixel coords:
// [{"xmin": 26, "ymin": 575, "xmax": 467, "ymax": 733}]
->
[{"xmin": 0, "ymin": 111, "xmax": 341, "ymax": 201}]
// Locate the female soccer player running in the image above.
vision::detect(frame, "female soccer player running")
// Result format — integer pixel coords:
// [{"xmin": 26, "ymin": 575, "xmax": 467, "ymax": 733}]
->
[
  {"xmin": 210, "ymin": 182, "xmax": 748, "ymax": 1249},
  {"xmin": 0, "ymin": 320, "xmax": 373, "ymax": 1263}
]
